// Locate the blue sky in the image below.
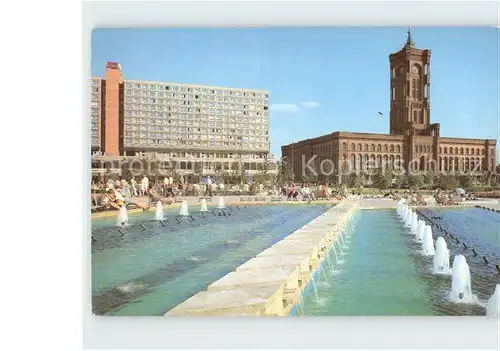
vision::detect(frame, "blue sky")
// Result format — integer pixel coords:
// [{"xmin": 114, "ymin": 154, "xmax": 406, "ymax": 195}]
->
[{"xmin": 91, "ymin": 28, "xmax": 499, "ymax": 158}]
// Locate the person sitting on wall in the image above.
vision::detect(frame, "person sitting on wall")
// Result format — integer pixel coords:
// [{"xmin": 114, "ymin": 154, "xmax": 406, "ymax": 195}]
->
[
  {"xmin": 287, "ymin": 182, "xmax": 299, "ymax": 200},
  {"xmin": 148, "ymin": 183, "xmax": 173, "ymax": 206},
  {"xmin": 320, "ymin": 183, "xmax": 331, "ymax": 199},
  {"xmin": 301, "ymin": 183, "xmax": 315, "ymax": 202},
  {"xmin": 101, "ymin": 187, "xmax": 150, "ymax": 211}
]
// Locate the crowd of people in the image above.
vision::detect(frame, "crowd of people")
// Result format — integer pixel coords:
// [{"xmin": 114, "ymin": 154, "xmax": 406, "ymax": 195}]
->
[
  {"xmin": 278, "ymin": 182, "xmax": 349, "ymax": 201},
  {"xmin": 93, "ymin": 174, "xmax": 481, "ymax": 212},
  {"xmin": 91, "ymin": 175, "xmax": 354, "ymax": 212}
]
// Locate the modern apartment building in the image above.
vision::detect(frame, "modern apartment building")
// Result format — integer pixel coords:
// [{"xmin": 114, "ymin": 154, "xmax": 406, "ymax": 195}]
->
[{"xmin": 90, "ymin": 62, "xmax": 276, "ymax": 179}]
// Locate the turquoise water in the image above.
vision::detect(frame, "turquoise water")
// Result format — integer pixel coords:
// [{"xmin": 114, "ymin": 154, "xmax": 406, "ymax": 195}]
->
[
  {"xmin": 300, "ymin": 208, "xmax": 499, "ymax": 316},
  {"xmin": 301, "ymin": 210, "xmax": 433, "ymax": 316},
  {"xmin": 91, "ymin": 204, "xmax": 332, "ymax": 316}
]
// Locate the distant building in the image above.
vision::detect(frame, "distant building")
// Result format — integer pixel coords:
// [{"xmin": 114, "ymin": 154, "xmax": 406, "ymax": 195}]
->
[
  {"xmin": 90, "ymin": 62, "xmax": 276, "ymax": 180},
  {"xmin": 281, "ymin": 30, "xmax": 497, "ymax": 184}
]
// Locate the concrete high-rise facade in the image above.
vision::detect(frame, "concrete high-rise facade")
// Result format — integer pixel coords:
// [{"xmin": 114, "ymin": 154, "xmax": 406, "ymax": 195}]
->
[{"xmin": 90, "ymin": 62, "xmax": 275, "ymax": 179}]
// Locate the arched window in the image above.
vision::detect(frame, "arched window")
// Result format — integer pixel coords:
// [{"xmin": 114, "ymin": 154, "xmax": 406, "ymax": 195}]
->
[
  {"xmin": 390, "ymin": 155, "xmax": 395, "ymax": 166},
  {"xmin": 363, "ymin": 155, "xmax": 369, "ymax": 169},
  {"xmin": 444, "ymin": 147, "xmax": 447, "ymax": 154},
  {"xmin": 412, "ymin": 80, "xmax": 416, "ymax": 98},
  {"xmin": 377, "ymin": 155, "xmax": 382, "ymax": 167},
  {"xmin": 465, "ymin": 148, "xmax": 469, "ymax": 155},
  {"xmin": 351, "ymin": 154, "xmax": 356, "ymax": 170},
  {"xmin": 377, "ymin": 144, "xmax": 381, "ymax": 152},
  {"xmin": 460, "ymin": 148, "xmax": 464, "ymax": 155},
  {"xmin": 342, "ymin": 142, "xmax": 347, "ymax": 151},
  {"xmin": 351, "ymin": 143, "xmax": 355, "ymax": 151},
  {"xmin": 396, "ymin": 145, "xmax": 401, "ymax": 153},
  {"xmin": 390, "ymin": 145, "xmax": 394, "ymax": 152},
  {"xmin": 419, "ymin": 110, "xmax": 423, "ymax": 124},
  {"xmin": 364, "ymin": 144, "xmax": 368, "ymax": 151},
  {"xmin": 416, "ymin": 79, "xmax": 421, "ymax": 100},
  {"xmin": 371, "ymin": 144, "xmax": 375, "ymax": 151},
  {"xmin": 455, "ymin": 147, "xmax": 458, "ymax": 154},
  {"xmin": 413, "ymin": 111, "xmax": 417, "ymax": 122},
  {"xmin": 384, "ymin": 145, "xmax": 388, "ymax": 152}
]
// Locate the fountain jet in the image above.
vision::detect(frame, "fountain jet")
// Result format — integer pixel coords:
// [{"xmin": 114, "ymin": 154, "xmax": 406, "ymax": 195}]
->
[
  {"xmin": 117, "ymin": 206, "xmax": 128, "ymax": 226},
  {"xmin": 154, "ymin": 201, "xmax": 164, "ymax": 220},
  {"xmin": 404, "ymin": 209, "xmax": 413, "ymax": 227},
  {"xmin": 410, "ymin": 213, "xmax": 419, "ymax": 235},
  {"xmin": 217, "ymin": 196, "xmax": 226, "ymax": 209},
  {"xmin": 179, "ymin": 200, "xmax": 189, "ymax": 216},
  {"xmin": 451, "ymin": 255, "xmax": 472, "ymax": 301},
  {"xmin": 433, "ymin": 237, "xmax": 450, "ymax": 274},
  {"xmin": 416, "ymin": 220, "xmax": 425, "ymax": 242},
  {"xmin": 486, "ymin": 284, "xmax": 500, "ymax": 316},
  {"xmin": 200, "ymin": 198, "xmax": 209, "ymax": 212},
  {"xmin": 422, "ymin": 225, "xmax": 435, "ymax": 256}
]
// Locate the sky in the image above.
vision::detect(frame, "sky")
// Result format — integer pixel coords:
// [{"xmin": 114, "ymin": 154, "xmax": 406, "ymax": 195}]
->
[{"xmin": 91, "ymin": 27, "xmax": 499, "ymax": 159}]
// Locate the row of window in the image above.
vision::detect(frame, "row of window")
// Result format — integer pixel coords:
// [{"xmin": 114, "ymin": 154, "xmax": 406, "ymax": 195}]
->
[
  {"xmin": 124, "ymin": 119, "xmax": 267, "ymax": 130},
  {"xmin": 440, "ymin": 157, "xmax": 485, "ymax": 171},
  {"xmin": 124, "ymin": 131, "xmax": 266, "ymax": 142},
  {"xmin": 124, "ymin": 107, "xmax": 269, "ymax": 116},
  {"xmin": 123, "ymin": 138, "xmax": 268, "ymax": 149},
  {"xmin": 341, "ymin": 142, "xmax": 403, "ymax": 153},
  {"xmin": 415, "ymin": 145, "xmax": 432, "ymax": 153},
  {"xmin": 124, "ymin": 82, "xmax": 269, "ymax": 98},
  {"xmin": 124, "ymin": 125, "xmax": 268, "ymax": 136},
  {"xmin": 439, "ymin": 146, "xmax": 485, "ymax": 156},
  {"xmin": 124, "ymin": 92, "xmax": 267, "ymax": 105},
  {"xmin": 136, "ymin": 151, "xmax": 268, "ymax": 159},
  {"xmin": 391, "ymin": 81, "xmax": 429, "ymax": 101}
]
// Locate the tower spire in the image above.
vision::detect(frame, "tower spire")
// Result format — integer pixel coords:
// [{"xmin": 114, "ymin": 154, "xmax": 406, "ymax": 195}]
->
[{"xmin": 405, "ymin": 27, "xmax": 415, "ymax": 47}]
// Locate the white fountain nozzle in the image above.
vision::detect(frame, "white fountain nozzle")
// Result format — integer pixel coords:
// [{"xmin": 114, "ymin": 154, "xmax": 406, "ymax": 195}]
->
[
  {"xmin": 433, "ymin": 237, "xmax": 450, "ymax": 274},
  {"xmin": 179, "ymin": 200, "xmax": 189, "ymax": 216},
  {"xmin": 486, "ymin": 284, "xmax": 500, "ymax": 316},
  {"xmin": 451, "ymin": 254, "xmax": 472, "ymax": 301}
]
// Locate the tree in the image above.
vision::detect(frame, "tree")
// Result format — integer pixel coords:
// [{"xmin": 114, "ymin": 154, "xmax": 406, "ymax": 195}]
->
[
  {"xmin": 423, "ymin": 172, "xmax": 437, "ymax": 189},
  {"xmin": 343, "ymin": 172, "xmax": 362, "ymax": 188},
  {"xmin": 276, "ymin": 160, "xmax": 294, "ymax": 185},
  {"xmin": 457, "ymin": 174, "xmax": 474, "ymax": 190},
  {"xmin": 394, "ymin": 173, "xmax": 407, "ymax": 189},
  {"xmin": 407, "ymin": 173, "xmax": 424, "ymax": 189},
  {"xmin": 372, "ymin": 167, "xmax": 393, "ymax": 190},
  {"xmin": 436, "ymin": 174, "xmax": 458, "ymax": 190}
]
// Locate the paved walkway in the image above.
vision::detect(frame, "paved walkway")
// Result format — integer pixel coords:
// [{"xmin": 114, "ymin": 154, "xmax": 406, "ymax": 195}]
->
[
  {"xmin": 358, "ymin": 197, "xmax": 499, "ymax": 210},
  {"xmin": 92, "ymin": 195, "xmax": 340, "ymax": 219}
]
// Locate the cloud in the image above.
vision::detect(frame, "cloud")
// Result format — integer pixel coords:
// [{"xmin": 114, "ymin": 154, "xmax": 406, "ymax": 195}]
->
[
  {"xmin": 270, "ymin": 104, "xmax": 301, "ymax": 114},
  {"xmin": 271, "ymin": 101, "xmax": 320, "ymax": 114},
  {"xmin": 300, "ymin": 101, "xmax": 320, "ymax": 108}
]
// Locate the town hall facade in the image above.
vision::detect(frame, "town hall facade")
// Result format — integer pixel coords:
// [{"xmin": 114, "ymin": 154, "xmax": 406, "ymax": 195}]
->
[{"xmin": 281, "ymin": 30, "xmax": 497, "ymax": 183}]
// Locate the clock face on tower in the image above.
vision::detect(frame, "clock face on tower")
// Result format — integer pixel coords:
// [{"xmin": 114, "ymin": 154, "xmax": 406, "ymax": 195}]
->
[{"xmin": 412, "ymin": 66, "xmax": 419, "ymax": 74}]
